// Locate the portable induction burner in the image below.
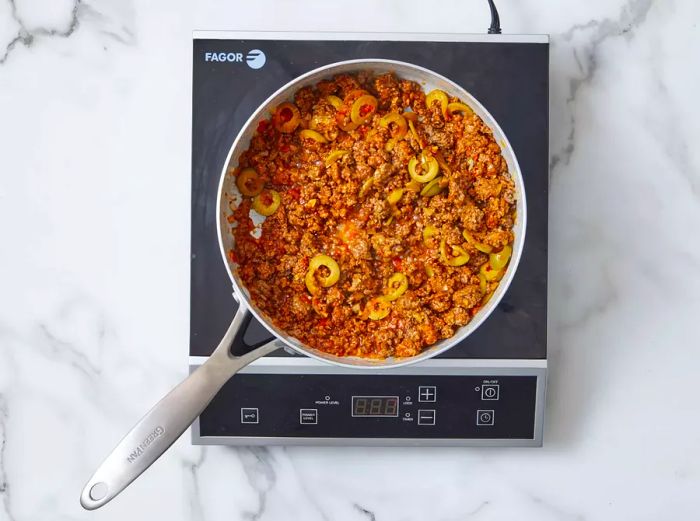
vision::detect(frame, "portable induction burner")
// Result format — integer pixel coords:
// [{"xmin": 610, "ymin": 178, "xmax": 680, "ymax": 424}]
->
[{"xmin": 190, "ymin": 31, "xmax": 549, "ymax": 446}]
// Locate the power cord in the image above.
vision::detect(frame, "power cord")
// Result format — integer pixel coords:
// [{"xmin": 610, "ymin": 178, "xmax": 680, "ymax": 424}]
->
[{"xmin": 487, "ymin": 0, "xmax": 502, "ymax": 34}]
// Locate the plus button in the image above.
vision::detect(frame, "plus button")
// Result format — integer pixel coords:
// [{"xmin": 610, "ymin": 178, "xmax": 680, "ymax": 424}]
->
[{"xmin": 418, "ymin": 386, "xmax": 437, "ymax": 402}]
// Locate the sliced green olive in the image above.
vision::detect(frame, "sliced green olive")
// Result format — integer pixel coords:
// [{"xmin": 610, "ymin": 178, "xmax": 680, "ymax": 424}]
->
[
  {"xmin": 305, "ymin": 254, "xmax": 340, "ymax": 295},
  {"xmin": 358, "ymin": 177, "xmax": 374, "ymax": 198},
  {"xmin": 379, "ymin": 113, "xmax": 408, "ymax": 138},
  {"xmin": 420, "ymin": 177, "xmax": 446, "ymax": 197},
  {"xmin": 489, "ymin": 245, "xmax": 512, "ymax": 270},
  {"xmin": 252, "ymin": 190, "xmax": 281, "ymax": 216},
  {"xmin": 367, "ymin": 296, "xmax": 391, "ymax": 320},
  {"xmin": 480, "ymin": 262, "xmax": 503, "ymax": 282},
  {"xmin": 236, "ymin": 167, "xmax": 264, "ymax": 197},
  {"xmin": 462, "ymin": 230, "xmax": 493, "ymax": 253},
  {"xmin": 299, "ymin": 129, "xmax": 328, "ymax": 143},
  {"xmin": 273, "ymin": 102, "xmax": 301, "ymax": 133},
  {"xmin": 425, "ymin": 89, "xmax": 448, "ymax": 116},
  {"xmin": 326, "ymin": 95, "xmax": 343, "ymax": 109},
  {"xmin": 387, "ymin": 188, "xmax": 403, "ymax": 205},
  {"xmin": 325, "ymin": 149, "xmax": 349, "ymax": 166},
  {"xmin": 440, "ymin": 238, "xmax": 470, "ymax": 267},
  {"xmin": 408, "ymin": 152, "xmax": 439, "ymax": 183},
  {"xmin": 478, "ymin": 273, "xmax": 488, "ymax": 294},
  {"xmin": 385, "ymin": 272, "xmax": 408, "ymax": 301},
  {"xmin": 447, "ymin": 102, "xmax": 473, "ymax": 116},
  {"xmin": 381, "ymin": 114, "xmax": 408, "ymax": 152},
  {"xmin": 422, "ymin": 225, "xmax": 438, "ymax": 245},
  {"xmin": 350, "ymin": 94, "xmax": 378, "ymax": 125}
]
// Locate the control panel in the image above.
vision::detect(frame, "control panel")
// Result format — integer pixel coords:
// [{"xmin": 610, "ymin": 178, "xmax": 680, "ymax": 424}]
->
[{"xmin": 194, "ymin": 365, "xmax": 545, "ymax": 444}]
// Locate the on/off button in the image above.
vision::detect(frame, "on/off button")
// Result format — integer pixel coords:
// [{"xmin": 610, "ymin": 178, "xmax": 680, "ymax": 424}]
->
[{"xmin": 481, "ymin": 384, "xmax": 500, "ymax": 401}]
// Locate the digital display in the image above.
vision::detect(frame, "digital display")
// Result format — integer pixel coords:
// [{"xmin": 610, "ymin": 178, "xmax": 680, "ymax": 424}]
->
[{"xmin": 351, "ymin": 396, "xmax": 399, "ymax": 417}]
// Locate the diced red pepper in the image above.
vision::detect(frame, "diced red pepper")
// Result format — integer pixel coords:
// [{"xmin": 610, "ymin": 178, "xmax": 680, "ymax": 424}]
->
[
  {"xmin": 318, "ymin": 317, "xmax": 330, "ymax": 328},
  {"xmin": 259, "ymin": 191, "xmax": 273, "ymax": 206},
  {"xmin": 279, "ymin": 107, "xmax": 293, "ymax": 122},
  {"xmin": 392, "ymin": 256, "xmax": 403, "ymax": 271},
  {"xmin": 288, "ymin": 186, "xmax": 301, "ymax": 200},
  {"xmin": 257, "ymin": 120, "xmax": 270, "ymax": 133}
]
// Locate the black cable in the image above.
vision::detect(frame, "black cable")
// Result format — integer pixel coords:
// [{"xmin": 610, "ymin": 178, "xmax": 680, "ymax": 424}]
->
[{"xmin": 487, "ymin": 0, "xmax": 502, "ymax": 34}]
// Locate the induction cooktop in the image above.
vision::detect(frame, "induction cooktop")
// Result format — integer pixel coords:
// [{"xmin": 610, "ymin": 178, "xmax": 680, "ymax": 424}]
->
[{"xmin": 190, "ymin": 31, "xmax": 549, "ymax": 446}]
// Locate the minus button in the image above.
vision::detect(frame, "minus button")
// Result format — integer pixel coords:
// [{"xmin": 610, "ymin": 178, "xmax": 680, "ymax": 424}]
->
[{"xmin": 417, "ymin": 409, "xmax": 436, "ymax": 425}]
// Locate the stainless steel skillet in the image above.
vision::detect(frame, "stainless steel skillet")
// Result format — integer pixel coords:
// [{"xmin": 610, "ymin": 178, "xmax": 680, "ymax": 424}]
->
[{"xmin": 80, "ymin": 59, "xmax": 526, "ymax": 510}]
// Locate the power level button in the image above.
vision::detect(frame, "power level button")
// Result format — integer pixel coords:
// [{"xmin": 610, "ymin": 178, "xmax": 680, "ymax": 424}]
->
[{"xmin": 299, "ymin": 409, "xmax": 318, "ymax": 425}]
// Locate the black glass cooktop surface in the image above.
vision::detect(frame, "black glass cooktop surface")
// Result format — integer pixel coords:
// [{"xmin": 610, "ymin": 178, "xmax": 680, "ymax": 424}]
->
[{"xmin": 191, "ymin": 34, "xmax": 548, "ymax": 360}]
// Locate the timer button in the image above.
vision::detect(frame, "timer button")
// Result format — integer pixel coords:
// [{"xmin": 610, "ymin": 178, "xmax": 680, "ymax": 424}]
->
[
  {"xmin": 476, "ymin": 410, "xmax": 495, "ymax": 426},
  {"xmin": 418, "ymin": 386, "xmax": 437, "ymax": 402},
  {"xmin": 299, "ymin": 409, "xmax": 318, "ymax": 425},
  {"xmin": 240, "ymin": 408, "xmax": 259, "ymax": 424},
  {"xmin": 417, "ymin": 409, "xmax": 436, "ymax": 425},
  {"xmin": 481, "ymin": 384, "xmax": 500, "ymax": 401}
]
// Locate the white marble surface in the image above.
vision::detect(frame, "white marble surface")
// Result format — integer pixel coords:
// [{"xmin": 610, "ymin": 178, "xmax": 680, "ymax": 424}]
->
[{"xmin": 1, "ymin": 0, "xmax": 700, "ymax": 519}]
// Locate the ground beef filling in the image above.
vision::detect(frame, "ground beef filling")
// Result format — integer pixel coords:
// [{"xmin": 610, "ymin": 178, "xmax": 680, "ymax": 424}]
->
[{"xmin": 230, "ymin": 72, "xmax": 516, "ymax": 359}]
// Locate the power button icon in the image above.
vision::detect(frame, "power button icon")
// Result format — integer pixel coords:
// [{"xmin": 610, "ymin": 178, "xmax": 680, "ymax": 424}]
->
[{"xmin": 481, "ymin": 384, "xmax": 499, "ymax": 401}]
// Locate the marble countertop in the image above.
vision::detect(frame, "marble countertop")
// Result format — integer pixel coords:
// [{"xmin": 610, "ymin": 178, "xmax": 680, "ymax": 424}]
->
[{"xmin": 2, "ymin": 0, "xmax": 699, "ymax": 519}]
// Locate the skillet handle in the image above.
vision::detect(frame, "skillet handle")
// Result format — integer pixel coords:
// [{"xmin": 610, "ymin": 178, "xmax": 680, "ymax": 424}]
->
[{"xmin": 79, "ymin": 306, "xmax": 278, "ymax": 510}]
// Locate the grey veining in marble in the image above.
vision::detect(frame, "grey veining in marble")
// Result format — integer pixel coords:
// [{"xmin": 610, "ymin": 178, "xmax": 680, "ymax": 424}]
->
[
  {"xmin": 1, "ymin": 0, "xmax": 80, "ymax": 64},
  {"xmin": 550, "ymin": 0, "xmax": 655, "ymax": 173}
]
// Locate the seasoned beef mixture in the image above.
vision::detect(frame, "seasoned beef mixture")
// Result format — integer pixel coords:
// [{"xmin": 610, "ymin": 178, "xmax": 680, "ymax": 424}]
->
[{"xmin": 227, "ymin": 72, "xmax": 516, "ymax": 359}]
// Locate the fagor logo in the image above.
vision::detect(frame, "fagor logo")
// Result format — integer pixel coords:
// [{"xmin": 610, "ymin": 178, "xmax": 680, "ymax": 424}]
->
[
  {"xmin": 246, "ymin": 49, "xmax": 266, "ymax": 69},
  {"xmin": 204, "ymin": 49, "xmax": 266, "ymax": 70}
]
